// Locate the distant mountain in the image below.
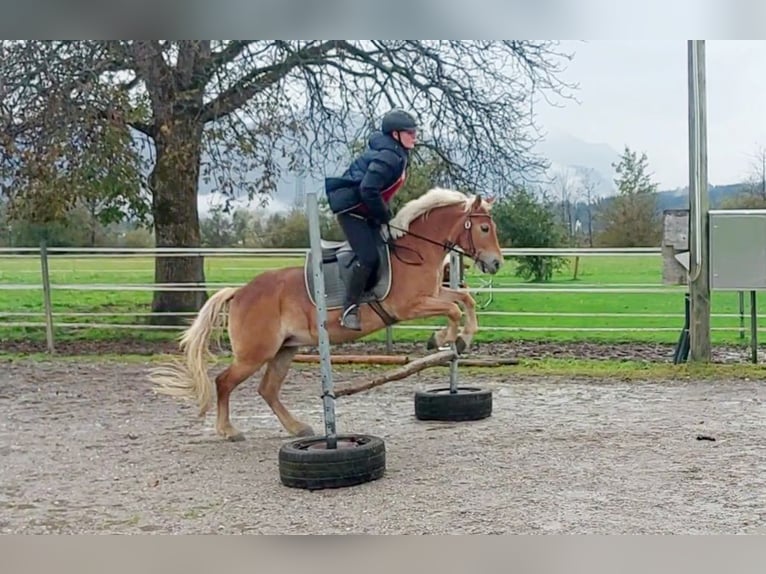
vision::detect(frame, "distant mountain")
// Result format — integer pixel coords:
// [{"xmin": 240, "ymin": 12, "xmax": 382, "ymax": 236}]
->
[
  {"xmin": 653, "ymin": 182, "xmax": 751, "ymax": 211},
  {"xmin": 535, "ymin": 131, "xmax": 620, "ymax": 197},
  {"xmin": 557, "ymin": 182, "xmax": 752, "ymax": 241}
]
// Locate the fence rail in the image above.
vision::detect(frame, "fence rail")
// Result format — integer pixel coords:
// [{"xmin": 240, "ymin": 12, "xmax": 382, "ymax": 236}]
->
[
  {"xmin": 0, "ymin": 246, "xmax": 663, "ymax": 256},
  {"xmin": 0, "ymin": 245, "xmax": 760, "ymax": 354}
]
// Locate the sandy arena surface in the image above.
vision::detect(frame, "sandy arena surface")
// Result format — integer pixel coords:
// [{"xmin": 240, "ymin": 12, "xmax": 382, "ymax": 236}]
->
[{"xmin": 1, "ymin": 357, "xmax": 766, "ymax": 534}]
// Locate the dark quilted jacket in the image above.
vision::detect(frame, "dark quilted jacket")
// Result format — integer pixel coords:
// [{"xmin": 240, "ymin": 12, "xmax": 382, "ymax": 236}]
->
[{"xmin": 324, "ymin": 131, "xmax": 409, "ymax": 222}]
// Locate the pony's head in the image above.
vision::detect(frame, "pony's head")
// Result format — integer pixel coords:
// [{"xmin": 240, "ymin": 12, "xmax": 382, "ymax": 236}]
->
[
  {"xmin": 457, "ymin": 194, "xmax": 503, "ymax": 275},
  {"xmin": 389, "ymin": 187, "xmax": 503, "ymax": 275}
]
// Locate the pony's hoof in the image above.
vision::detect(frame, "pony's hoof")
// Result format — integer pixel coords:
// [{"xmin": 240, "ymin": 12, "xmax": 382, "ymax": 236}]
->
[
  {"xmin": 426, "ymin": 332, "xmax": 438, "ymax": 350},
  {"xmin": 455, "ymin": 337, "xmax": 468, "ymax": 355},
  {"xmin": 226, "ymin": 432, "xmax": 245, "ymax": 442},
  {"xmin": 295, "ymin": 424, "xmax": 315, "ymax": 437}
]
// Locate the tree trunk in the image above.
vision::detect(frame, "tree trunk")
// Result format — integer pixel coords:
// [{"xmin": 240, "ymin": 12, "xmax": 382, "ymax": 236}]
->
[{"xmin": 149, "ymin": 114, "xmax": 207, "ymax": 325}]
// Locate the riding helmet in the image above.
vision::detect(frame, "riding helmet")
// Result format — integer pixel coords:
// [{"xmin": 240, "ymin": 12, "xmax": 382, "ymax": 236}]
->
[{"xmin": 381, "ymin": 109, "xmax": 418, "ymax": 134}]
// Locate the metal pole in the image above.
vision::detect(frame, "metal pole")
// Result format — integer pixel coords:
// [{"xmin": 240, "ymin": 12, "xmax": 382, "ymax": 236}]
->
[
  {"xmin": 306, "ymin": 191, "xmax": 336, "ymax": 448},
  {"xmin": 739, "ymin": 291, "xmax": 745, "ymax": 340},
  {"xmin": 39, "ymin": 239, "xmax": 55, "ymax": 354},
  {"xmin": 448, "ymin": 251, "xmax": 460, "ymax": 392},
  {"xmin": 673, "ymin": 292, "xmax": 691, "ymax": 364},
  {"xmin": 751, "ymin": 290, "xmax": 758, "ymax": 364}
]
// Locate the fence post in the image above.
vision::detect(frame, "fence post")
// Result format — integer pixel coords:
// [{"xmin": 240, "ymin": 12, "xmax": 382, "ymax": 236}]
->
[
  {"xmin": 750, "ymin": 290, "xmax": 758, "ymax": 364},
  {"xmin": 739, "ymin": 291, "xmax": 745, "ymax": 340},
  {"xmin": 39, "ymin": 239, "xmax": 55, "ymax": 353}
]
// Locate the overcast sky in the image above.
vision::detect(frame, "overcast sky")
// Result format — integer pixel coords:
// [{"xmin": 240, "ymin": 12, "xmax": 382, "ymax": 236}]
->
[
  {"xmin": 200, "ymin": 40, "xmax": 766, "ymax": 215},
  {"xmin": 535, "ymin": 40, "xmax": 766, "ymax": 190}
]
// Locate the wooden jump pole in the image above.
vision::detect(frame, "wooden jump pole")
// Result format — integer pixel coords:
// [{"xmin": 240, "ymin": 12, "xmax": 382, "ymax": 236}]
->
[
  {"xmin": 335, "ymin": 349, "xmax": 457, "ymax": 397},
  {"xmin": 332, "ymin": 350, "xmax": 519, "ymax": 398},
  {"xmin": 293, "ymin": 353, "xmax": 519, "ymax": 368},
  {"xmin": 295, "ymin": 354, "xmax": 410, "ymax": 365}
]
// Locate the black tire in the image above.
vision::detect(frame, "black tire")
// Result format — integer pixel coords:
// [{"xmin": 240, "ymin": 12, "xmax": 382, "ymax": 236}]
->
[
  {"xmin": 414, "ymin": 386, "xmax": 492, "ymax": 421},
  {"xmin": 278, "ymin": 434, "xmax": 386, "ymax": 490}
]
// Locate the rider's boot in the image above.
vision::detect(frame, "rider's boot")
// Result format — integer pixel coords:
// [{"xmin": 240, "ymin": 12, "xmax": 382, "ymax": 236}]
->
[{"xmin": 340, "ymin": 261, "xmax": 373, "ymax": 331}]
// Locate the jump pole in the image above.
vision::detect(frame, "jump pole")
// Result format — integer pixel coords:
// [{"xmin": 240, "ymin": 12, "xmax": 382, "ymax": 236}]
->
[
  {"xmin": 292, "ymin": 354, "xmax": 519, "ymax": 367},
  {"xmin": 305, "ymin": 190, "xmax": 337, "ymax": 449},
  {"xmin": 277, "ymin": 190, "xmax": 386, "ymax": 490},
  {"xmin": 448, "ymin": 250, "xmax": 460, "ymax": 392}
]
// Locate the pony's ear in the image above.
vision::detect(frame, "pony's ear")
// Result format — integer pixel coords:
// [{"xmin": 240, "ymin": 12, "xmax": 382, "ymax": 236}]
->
[
  {"xmin": 486, "ymin": 195, "xmax": 495, "ymax": 205},
  {"xmin": 472, "ymin": 194, "xmax": 482, "ymax": 209}
]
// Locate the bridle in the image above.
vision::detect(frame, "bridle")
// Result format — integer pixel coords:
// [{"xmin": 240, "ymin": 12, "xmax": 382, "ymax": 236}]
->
[{"xmin": 383, "ymin": 209, "xmax": 494, "ymax": 267}]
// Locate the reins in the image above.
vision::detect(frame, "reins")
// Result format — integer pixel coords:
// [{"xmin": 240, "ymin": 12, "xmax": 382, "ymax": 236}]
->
[{"xmin": 383, "ymin": 211, "xmax": 493, "ymax": 267}]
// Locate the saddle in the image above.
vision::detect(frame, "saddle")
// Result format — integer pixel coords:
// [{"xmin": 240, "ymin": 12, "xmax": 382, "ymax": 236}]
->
[{"xmin": 303, "ymin": 238, "xmax": 393, "ymax": 313}]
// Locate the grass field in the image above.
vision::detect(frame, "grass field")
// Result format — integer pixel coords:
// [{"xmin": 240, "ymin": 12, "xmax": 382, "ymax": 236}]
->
[{"xmin": 0, "ymin": 251, "xmax": 763, "ymax": 347}]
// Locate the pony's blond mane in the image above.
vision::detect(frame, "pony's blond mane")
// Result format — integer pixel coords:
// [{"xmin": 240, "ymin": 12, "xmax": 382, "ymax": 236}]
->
[{"xmin": 388, "ymin": 187, "xmax": 488, "ymax": 240}]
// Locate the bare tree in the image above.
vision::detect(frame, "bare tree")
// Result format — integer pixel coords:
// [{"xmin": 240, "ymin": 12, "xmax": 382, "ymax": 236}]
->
[
  {"xmin": 745, "ymin": 143, "xmax": 766, "ymax": 200},
  {"xmin": 716, "ymin": 143, "xmax": 766, "ymax": 209},
  {"xmin": 575, "ymin": 166, "xmax": 599, "ymax": 247},
  {"xmin": 1, "ymin": 40, "xmax": 575, "ymax": 321},
  {"xmin": 552, "ymin": 167, "xmax": 579, "ymax": 243}
]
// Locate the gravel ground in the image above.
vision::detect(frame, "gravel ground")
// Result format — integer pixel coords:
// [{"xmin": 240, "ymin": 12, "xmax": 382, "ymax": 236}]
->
[{"xmin": 2, "ymin": 357, "xmax": 766, "ymax": 534}]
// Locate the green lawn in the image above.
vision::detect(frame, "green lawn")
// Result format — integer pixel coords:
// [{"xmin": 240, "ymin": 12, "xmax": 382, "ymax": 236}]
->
[{"xmin": 0, "ymin": 252, "xmax": 761, "ymax": 347}]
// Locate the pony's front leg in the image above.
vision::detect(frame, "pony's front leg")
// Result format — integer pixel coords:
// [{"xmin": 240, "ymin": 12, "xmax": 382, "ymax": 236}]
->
[
  {"xmin": 426, "ymin": 317, "xmax": 461, "ymax": 351},
  {"xmin": 426, "ymin": 287, "xmax": 478, "ymax": 354},
  {"xmin": 442, "ymin": 286, "xmax": 479, "ymax": 351},
  {"xmin": 406, "ymin": 296, "xmax": 463, "ymax": 349}
]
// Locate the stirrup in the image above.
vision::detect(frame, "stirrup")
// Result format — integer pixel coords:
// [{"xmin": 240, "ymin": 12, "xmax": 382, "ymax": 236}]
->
[{"xmin": 340, "ymin": 305, "xmax": 361, "ymax": 330}]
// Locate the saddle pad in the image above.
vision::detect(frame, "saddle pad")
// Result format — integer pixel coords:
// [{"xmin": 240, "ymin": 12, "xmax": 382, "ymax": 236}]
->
[{"xmin": 304, "ymin": 243, "xmax": 393, "ymax": 310}]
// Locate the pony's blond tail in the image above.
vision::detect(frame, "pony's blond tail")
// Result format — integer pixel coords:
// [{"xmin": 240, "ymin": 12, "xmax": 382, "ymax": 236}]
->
[{"xmin": 149, "ymin": 287, "xmax": 239, "ymax": 416}]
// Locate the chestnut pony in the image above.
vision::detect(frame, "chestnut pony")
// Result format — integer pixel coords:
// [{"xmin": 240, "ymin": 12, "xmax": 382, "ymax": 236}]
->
[{"xmin": 149, "ymin": 187, "xmax": 503, "ymax": 441}]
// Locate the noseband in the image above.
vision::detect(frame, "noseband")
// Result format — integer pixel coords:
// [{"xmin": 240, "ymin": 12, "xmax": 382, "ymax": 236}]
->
[{"xmin": 443, "ymin": 212, "xmax": 494, "ymax": 264}]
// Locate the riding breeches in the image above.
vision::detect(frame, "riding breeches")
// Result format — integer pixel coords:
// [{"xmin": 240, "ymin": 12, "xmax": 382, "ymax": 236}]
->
[{"xmin": 336, "ymin": 212, "xmax": 381, "ymax": 271}]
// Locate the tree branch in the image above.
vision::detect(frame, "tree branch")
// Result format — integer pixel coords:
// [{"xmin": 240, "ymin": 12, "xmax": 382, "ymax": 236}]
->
[
  {"xmin": 2, "ymin": 39, "xmax": 577, "ymax": 229},
  {"xmin": 131, "ymin": 41, "xmax": 174, "ymax": 117},
  {"xmin": 199, "ymin": 40, "xmax": 341, "ymax": 124},
  {"xmin": 127, "ymin": 120, "xmax": 154, "ymax": 137},
  {"xmin": 175, "ymin": 41, "xmax": 211, "ymax": 90},
  {"xmin": 202, "ymin": 41, "xmax": 253, "ymax": 80}
]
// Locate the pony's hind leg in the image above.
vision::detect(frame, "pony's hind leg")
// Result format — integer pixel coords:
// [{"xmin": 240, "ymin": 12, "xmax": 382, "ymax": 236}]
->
[
  {"xmin": 258, "ymin": 346, "xmax": 315, "ymax": 437},
  {"xmin": 215, "ymin": 360, "xmax": 264, "ymax": 441}
]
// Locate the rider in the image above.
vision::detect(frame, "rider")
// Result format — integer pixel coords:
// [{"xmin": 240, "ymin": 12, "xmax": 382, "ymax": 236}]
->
[{"xmin": 324, "ymin": 108, "xmax": 419, "ymax": 330}]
